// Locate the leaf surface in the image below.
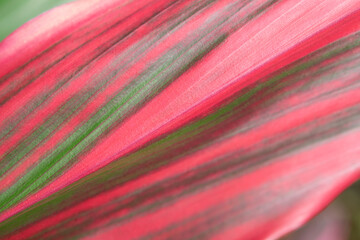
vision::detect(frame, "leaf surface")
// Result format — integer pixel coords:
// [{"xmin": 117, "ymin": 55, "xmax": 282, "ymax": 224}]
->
[{"xmin": 0, "ymin": 0, "xmax": 359, "ymax": 239}]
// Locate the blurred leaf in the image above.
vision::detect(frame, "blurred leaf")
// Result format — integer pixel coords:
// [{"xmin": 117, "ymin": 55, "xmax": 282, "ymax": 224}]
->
[
  {"xmin": 282, "ymin": 181, "xmax": 360, "ymax": 240},
  {"xmin": 0, "ymin": 0, "xmax": 359, "ymax": 239}
]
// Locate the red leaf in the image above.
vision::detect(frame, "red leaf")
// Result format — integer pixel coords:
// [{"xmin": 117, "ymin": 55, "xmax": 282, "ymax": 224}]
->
[{"xmin": 0, "ymin": 0, "xmax": 359, "ymax": 239}]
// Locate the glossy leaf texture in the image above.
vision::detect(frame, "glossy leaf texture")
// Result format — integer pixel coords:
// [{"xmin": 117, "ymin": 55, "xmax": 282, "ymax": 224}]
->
[{"xmin": 0, "ymin": 0, "xmax": 360, "ymax": 239}]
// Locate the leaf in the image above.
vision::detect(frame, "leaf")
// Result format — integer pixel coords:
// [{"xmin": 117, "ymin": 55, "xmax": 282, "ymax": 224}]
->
[{"xmin": 0, "ymin": 0, "xmax": 359, "ymax": 239}]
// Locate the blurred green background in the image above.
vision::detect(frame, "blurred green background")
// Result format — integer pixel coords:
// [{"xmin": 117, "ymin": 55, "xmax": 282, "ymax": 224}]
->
[
  {"xmin": 0, "ymin": 0, "xmax": 73, "ymax": 41},
  {"xmin": 0, "ymin": 1, "xmax": 359, "ymax": 239}
]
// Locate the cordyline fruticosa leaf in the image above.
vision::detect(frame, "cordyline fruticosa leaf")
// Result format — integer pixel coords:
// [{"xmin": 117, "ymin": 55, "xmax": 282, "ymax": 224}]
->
[{"xmin": 0, "ymin": 0, "xmax": 360, "ymax": 239}]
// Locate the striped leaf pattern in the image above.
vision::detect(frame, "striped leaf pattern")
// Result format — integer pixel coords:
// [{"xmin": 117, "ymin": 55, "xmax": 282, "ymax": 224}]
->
[{"xmin": 0, "ymin": 0, "xmax": 360, "ymax": 239}]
